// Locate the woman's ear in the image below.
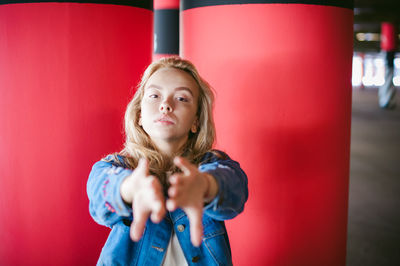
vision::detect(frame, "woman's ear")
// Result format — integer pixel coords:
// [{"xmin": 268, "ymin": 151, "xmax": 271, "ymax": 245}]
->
[
  {"xmin": 191, "ymin": 118, "xmax": 198, "ymax": 133},
  {"xmin": 138, "ymin": 116, "xmax": 142, "ymax": 126}
]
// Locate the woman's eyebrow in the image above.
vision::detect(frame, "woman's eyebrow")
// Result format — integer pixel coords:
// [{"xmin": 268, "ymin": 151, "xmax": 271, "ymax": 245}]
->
[
  {"xmin": 146, "ymin": 84, "xmax": 194, "ymax": 96},
  {"xmin": 146, "ymin": 84, "xmax": 162, "ymax": 90},
  {"xmin": 175, "ymin": 87, "xmax": 194, "ymax": 96}
]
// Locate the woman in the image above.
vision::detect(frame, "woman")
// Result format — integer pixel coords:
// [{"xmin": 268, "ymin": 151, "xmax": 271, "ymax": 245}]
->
[{"xmin": 87, "ymin": 57, "xmax": 248, "ymax": 265}]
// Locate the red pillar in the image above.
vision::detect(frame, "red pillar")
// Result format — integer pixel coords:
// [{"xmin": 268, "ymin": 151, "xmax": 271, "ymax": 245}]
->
[
  {"xmin": 0, "ymin": 2, "xmax": 152, "ymax": 265},
  {"xmin": 381, "ymin": 22, "xmax": 397, "ymax": 52},
  {"xmin": 181, "ymin": 1, "xmax": 353, "ymax": 265},
  {"xmin": 379, "ymin": 22, "xmax": 397, "ymax": 109},
  {"xmin": 153, "ymin": 0, "xmax": 180, "ymax": 60}
]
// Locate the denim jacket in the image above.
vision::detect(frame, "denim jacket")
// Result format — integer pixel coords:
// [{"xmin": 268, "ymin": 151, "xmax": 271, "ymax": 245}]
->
[{"xmin": 87, "ymin": 150, "xmax": 248, "ymax": 266}]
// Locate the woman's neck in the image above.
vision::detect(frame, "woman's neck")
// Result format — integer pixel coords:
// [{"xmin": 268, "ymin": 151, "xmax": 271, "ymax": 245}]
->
[{"xmin": 152, "ymin": 138, "xmax": 188, "ymax": 158}]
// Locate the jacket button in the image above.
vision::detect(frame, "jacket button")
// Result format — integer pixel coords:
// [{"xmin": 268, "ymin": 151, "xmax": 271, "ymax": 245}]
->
[
  {"xmin": 191, "ymin": 255, "xmax": 200, "ymax": 263},
  {"xmin": 177, "ymin": 224, "xmax": 185, "ymax": 232}
]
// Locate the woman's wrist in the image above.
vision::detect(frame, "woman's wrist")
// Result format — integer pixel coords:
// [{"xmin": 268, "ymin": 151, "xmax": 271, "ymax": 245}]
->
[
  {"xmin": 203, "ymin": 173, "xmax": 210, "ymax": 199},
  {"xmin": 203, "ymin": 173, "xmax": 218, "ymax": 203},
  {"xmin": 120, "ymin": 174, "xmax": 134, "ymax": 205}
]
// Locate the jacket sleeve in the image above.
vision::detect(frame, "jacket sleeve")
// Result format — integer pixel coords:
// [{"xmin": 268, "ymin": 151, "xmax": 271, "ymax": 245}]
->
[
  {"xmin": 199, "ymin": 151, "xmax": 249, "ymax": 221},
  {"xmin": 87, "ymin": 156, "xmax": 133, "ymax": 228}
]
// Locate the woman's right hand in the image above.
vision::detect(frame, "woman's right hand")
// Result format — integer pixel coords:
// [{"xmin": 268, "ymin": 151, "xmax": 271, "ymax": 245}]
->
[{"xmin": 120, "ymin": 158, "xmax": 166, "ymax": 242}]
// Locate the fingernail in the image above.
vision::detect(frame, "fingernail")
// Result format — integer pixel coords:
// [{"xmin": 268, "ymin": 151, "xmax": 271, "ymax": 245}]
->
[
  {"xmin": 166, "ymin": 200, "xmax": 174, "ymax": 211},
  {"xmin": 151, "ymin": 213, "xmax": 159, "ymax": 223},
  {"xmin": 192, "ymin": 238, "xmax": 202, "ymax": 247}
]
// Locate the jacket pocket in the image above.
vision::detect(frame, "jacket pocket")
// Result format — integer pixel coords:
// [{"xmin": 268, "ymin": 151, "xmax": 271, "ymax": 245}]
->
[
  {"xmin": 98, "ymin": 223, "xmax": 140, "ymax": 266},
  {"xmin": 202, "ymin": 220, "xmax": 232, "ymax": 266}
]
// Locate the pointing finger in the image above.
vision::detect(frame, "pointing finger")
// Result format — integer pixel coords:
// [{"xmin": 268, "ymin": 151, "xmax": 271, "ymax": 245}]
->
[
  {"xmin": 173, "ymin": 157, "xmax": 193, "ymax": 176},
  {"xmin": 169, "ymin": 174, "xmax": 181, "ymax": 185},
  {"xmin": 131, "ymin": 208, "xmax": 150, "ymax": 242},
  {"xmin": 166, "ymin": 199, "xmax": 177, "ymax": 212},
  {"xmin": 150, "ymin": 200, "xmax": 166, "ymax": 223},
  {"xmin": 186, "ymin": 207, "xmax": 204, "ymax": 247}
]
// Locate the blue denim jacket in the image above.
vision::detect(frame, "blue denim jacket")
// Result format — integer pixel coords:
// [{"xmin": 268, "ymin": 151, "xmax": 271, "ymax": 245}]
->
[{"xmin": 87, "ymin": 151, "xmax": 248, "ymax": 266}]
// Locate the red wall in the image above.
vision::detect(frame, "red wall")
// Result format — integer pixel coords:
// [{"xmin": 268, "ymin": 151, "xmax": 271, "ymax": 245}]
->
[{"xmin": 0, "ymin": 3, "xmax": 152, "ymax": 265}]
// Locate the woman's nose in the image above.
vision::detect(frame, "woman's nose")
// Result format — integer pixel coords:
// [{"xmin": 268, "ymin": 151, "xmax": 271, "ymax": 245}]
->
[{"xmin": 159, "ymin": 101, "xmax": 172, "ymax": 113}]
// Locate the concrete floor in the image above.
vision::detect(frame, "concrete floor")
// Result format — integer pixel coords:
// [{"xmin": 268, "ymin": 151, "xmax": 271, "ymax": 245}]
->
[{"xmin": 346, "ymin": 89, "xmax": 400, "ymax": 266}]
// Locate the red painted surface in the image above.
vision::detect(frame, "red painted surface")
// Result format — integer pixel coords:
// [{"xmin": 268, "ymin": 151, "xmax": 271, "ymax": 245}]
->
[
  {"xmin": 154, "ymin": 0, "xmax": 180, "ymax": 9},
  {"xmin": 381, "ymin": 22, "xmax": 397, "ymax": 51},
  {"xmin": 182, "ymin": 4, "xmax": 353, "ymax": 265},
  {"xmin": 0, "ymin": 3, "xmax": 152, "ymax": 265}
]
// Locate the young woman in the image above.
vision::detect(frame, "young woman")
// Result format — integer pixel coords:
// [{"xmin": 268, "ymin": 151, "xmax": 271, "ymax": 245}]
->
[{"xmin": 87, "ymin": 57, "xmax": 248, "ymax": 265}]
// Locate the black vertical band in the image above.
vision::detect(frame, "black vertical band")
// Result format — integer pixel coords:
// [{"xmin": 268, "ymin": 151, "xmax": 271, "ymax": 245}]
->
[
  {"xmin": 154, "ymin": 9, "xmax": 179, "ymax": 55},
  {"xmin": 384, "ymin": 51, "xmax": 395, "ymax": 68},
  {"xmin": 0, "ymin": 0, "xmax": 153, "ymax": 9},
  {"xmin": 182, "ymin": 0, "xmax": 353, "ymax": 10}
]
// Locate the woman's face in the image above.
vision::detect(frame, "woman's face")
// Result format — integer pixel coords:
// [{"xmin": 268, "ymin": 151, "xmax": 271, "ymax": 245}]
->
[{"xmin": 140, "ymin": 67, "xmax": 199, "ymax": 151}]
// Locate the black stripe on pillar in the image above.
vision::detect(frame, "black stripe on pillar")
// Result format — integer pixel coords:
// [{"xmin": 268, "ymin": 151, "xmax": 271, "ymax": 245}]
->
[
  {"xmin": 182, "ymin": 0, "xmax": 353, "ymax": 10},
  {"xmin": 0, "ymin": 0, "xmax": 153, "ymax": 9},
  {"xmin": 154, "ymin": 9, "xmax": 179, "ymax": 55}
]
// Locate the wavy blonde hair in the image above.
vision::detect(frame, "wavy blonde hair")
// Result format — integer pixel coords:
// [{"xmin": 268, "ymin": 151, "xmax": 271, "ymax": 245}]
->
[{"xmin": 109, "ymin": 57, "xmax": 216, "ymax": 186}]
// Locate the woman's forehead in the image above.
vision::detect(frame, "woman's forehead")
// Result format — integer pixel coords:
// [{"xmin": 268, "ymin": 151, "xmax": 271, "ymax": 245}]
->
[{"xmin": 145, "ymin": 67, "xmax": 199, "ymax": 96}]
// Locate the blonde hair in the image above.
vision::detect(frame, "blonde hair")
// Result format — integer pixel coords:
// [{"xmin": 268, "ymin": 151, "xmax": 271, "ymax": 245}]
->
[{"xmin": 109, "ymin": 56, "xmax": 216, "ymax": 186}]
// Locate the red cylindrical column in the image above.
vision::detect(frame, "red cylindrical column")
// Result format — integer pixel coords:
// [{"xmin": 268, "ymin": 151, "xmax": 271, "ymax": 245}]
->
[
  {"xmin": 379, "ymin": 22, "xmax": 397, "ymax": 109},
  {"xmin": 381, "ymin": 22, "xmax": 397, "ymax": 52},
  {"xmin": 181, "ymin": 1, "xmax": 353, "ymax": 265},
  {"xmin": 0, "ymin": 1, "xmax": 152, "ymax": 265},
  {"xmin": 153, "ymin": 0, "xmax": 180, "ymax": 61}
]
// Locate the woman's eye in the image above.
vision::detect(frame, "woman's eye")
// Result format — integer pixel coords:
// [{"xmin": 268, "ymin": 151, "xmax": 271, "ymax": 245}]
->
[
  {"xmin": 177, "ymin": 97, "xmax": 188, "ymax": 102},
  {"xmin": 149, "ymin": 94, "xmax": 158, "ymax": 98}
]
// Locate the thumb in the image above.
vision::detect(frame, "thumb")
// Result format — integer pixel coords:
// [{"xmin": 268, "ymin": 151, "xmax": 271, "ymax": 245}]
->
[
  {"xmin": 186, "ymin": 207, "xmax": 204, "ymax": 247},
  {"xmin": 137, "ymin": 158, "xmax": 150, "ymax": 176}
]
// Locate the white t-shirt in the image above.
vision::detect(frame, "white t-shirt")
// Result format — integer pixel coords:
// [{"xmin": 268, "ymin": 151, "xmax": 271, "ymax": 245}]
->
[{"xmin": 162, "ymin": 229, "xmax": 188, "ymax": 266}]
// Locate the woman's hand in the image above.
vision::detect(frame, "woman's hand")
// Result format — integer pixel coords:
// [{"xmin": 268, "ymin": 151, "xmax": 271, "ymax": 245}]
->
[
  {"xmin": 120, "ymin": 158, "xmax": 166, "ymax": 242},
  {"xmin": 166, "ymin": 157, "xmax": 218, "ymax": 247}
]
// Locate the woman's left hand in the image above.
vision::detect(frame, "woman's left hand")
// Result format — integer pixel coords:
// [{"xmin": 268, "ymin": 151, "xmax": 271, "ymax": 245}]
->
[{"xmin": 166, "ymin": 157, "xmax": 218, "ymax": 247}]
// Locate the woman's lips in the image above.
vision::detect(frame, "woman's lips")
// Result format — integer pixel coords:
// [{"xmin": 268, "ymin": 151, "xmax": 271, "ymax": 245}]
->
[{"xmin": 155, "ymin": 116, "xmax": 175, "ymax": 125}]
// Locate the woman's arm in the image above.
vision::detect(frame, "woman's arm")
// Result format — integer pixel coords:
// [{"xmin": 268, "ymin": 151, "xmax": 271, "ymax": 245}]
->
[
  {"xmin": 87, "ymin": 155, "xmax": 166, "ymax": 242},
  {"xmin": 87, "ymin": 157, "xmax": 133, "ymax": 228},
  {"xmin": 199, "ymin": 151, "xmax": 249, "ymax": 221}
]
